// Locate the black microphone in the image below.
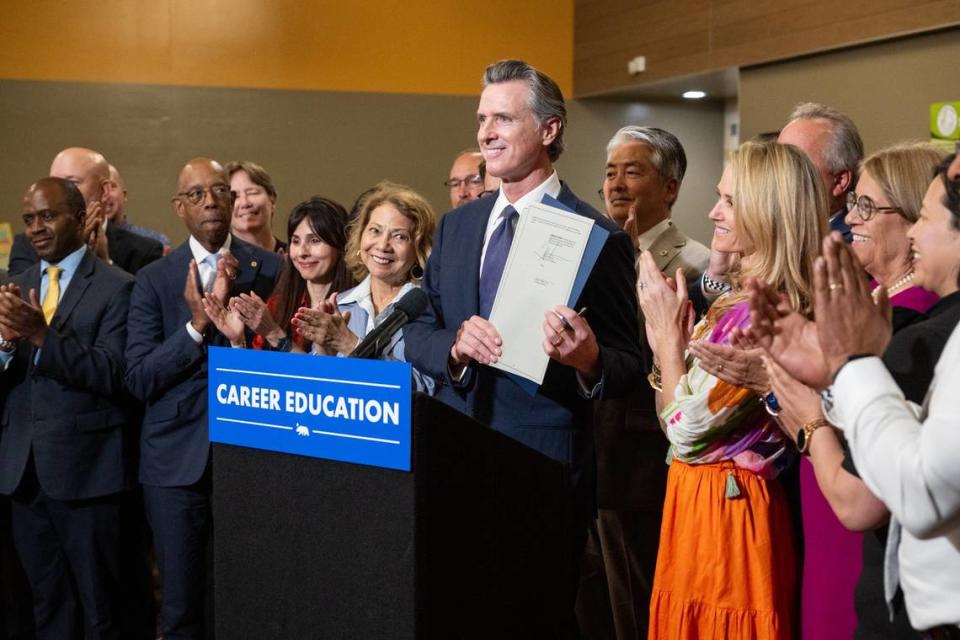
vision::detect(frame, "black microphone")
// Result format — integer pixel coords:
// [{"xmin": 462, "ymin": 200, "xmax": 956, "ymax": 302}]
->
[{"xmin": 349, "ymin": 288, "xmax": 429, "ymax": 359}]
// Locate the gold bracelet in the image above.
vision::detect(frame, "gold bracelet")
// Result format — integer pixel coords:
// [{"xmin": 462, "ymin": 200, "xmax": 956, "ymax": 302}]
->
[
  {"xmin": 796, "ymin": 417, "xmax": 831, "ymax": 455},
  {"xmin": 647, "ymin": 363, "xmax": 662, "ymax": 392}
]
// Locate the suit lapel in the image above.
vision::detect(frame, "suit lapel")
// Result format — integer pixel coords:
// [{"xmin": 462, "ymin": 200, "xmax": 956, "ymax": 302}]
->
[
  {"xmin": 462, "ymin": 200, "xmax": 491, "ymax": 317},
  {"xmin": 647, "ymin": 223, "xmax": 686, "ymax": 272},
  {"xmin": 49, "ymin": 250, "xmax": 96, "ymax": 329},
  {"xmin": 229, "ymin": 236, "xmax": 264, "ymax": 293}
]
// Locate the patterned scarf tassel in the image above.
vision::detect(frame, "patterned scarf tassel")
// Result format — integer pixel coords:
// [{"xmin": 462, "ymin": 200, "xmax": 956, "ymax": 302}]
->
[{"xmin": 725, "ymin": 469, "xmax": 742, "ymax": 500}]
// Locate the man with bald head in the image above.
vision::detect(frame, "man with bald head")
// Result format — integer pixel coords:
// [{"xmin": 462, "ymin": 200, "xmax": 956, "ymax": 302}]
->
[
  {"xmin": 446, "ymin": 148, "xmax": 486, "ymax": 208},
  {"xmin": 778, "ymin": 102, "xmax": 863, "ymax": 241},
  {"xmin": 0, "ymin": 177, "xmax": 134, "ymax": 638},
  {"xmin": 8, "ymin": 148, "xmax": 162, "ymax": 276},
  {"xmin": 106, "ymin": 163, "xmax": 172, "ymax": 252},
  {"xmin": 125, "ymin": 158, "xmax": 279, "ymax": 639}
]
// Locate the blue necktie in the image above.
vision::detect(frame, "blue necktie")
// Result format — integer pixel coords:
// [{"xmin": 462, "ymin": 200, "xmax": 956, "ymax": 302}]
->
[{"xmin": 478, "ymin": 205, "xmax": 518, "ymax": 318}]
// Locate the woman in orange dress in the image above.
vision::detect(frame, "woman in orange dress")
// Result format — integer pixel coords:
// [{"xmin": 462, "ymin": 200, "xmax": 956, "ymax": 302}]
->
[{"xmin": 636, "ymin": 140, "xmax": 829, "ymax": 639}]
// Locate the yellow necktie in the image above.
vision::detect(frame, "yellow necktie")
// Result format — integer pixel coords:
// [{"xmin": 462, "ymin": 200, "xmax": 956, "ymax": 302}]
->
[{"xmin": 42, "ymin": 265, "xmax": 62, "ymax": 324}]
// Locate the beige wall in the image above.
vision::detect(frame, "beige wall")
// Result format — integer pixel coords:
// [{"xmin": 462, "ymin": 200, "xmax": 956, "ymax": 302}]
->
[
  {"xmin": 0, "ymin": 80, "xmax": 724, "ymax": 250},
  {"xmin": 740, "ymin": 27, "xmax": 960, "ymax": 153}
]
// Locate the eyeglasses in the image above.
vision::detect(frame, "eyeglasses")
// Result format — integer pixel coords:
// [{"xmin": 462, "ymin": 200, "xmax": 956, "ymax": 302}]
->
[
  {"xmin": 177, "ymin": 184, "xmax": 232, "ymax": 205},
  {"xmin": 444, "ymin": 175, "xmax": 483, "ymax": 189},
  {"xmin": 846, "ymin": 191, "xmax": 901, "ymax": 221}
]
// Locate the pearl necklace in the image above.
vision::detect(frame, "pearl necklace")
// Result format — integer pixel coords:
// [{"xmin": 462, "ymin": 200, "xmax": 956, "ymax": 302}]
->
[{"xmin": 874, "ymin": 270, "xmax": 914, "ymax": 301}]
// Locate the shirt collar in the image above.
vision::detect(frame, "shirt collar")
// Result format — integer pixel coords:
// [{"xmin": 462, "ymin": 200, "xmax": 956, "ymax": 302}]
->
[
  {"xmin": 338, "ymin": 274, "xmax": 372, "ymax": 306},
  {"xmin": 636, "ymin": 218, "xmax": 673, "ymax": 253},
  {"xmin": 491, "ymin": 170, "xmax": 562, "ymax": 219},
  {"xmin": 339, "ymin": 274, "xmax": 417, "ymax": 325},
  {"xmin": 188, "ymin": 233, "xmax": 232, "ymax": 264},
  {"xmin": 40, "ymin": 244, "xmax": 87, "ymax": 275}
]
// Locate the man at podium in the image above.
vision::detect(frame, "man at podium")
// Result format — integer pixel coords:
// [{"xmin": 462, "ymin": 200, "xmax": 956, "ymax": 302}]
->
[{"xmin": 404, "ymin": 59, "xmax": 642, "ymax": 632}]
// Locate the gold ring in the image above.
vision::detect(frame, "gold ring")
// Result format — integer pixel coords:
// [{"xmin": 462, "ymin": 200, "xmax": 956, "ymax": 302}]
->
[{"xmin": 829, "ymin": 282, "xmax": 843, "ymax": 291}]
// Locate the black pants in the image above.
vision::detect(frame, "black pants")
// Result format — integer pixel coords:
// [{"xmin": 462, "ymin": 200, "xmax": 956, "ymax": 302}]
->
[
  {"xmin": 143, "ymin": 473, "xmax": 212, "ymax": 640},
  {"xmin": 11, "ymin": 459, "xmax": 122, "ymax": 640}
]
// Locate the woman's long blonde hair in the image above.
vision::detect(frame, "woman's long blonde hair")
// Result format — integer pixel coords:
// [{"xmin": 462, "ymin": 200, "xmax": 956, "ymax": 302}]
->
[{"xmin": 726, "ymin": 140, "xmax": 829, "ymax": 313}]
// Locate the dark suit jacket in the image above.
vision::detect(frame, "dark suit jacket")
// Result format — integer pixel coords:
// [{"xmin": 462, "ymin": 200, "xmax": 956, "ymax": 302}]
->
[
  {"xmin": 8, "ymin": 223, "xmax": 162, "ymax": 277},
  {"xmin": 404, "ymin": 184, "xmax": 642, "ymax": 470},
  {"xmin": 125, "ymin": 236, "xmax": 280, "ymax": 487},
  {"xmin": 0, "ymin": 250, "xmax": 134, "ymax": 500},
  {"xmin": 831, "ymin": 206, "xmax": 853, "ymax": 243},
  {"xmin": 593, "ymin": 222, "xmax": 709, "ymax": 510}
]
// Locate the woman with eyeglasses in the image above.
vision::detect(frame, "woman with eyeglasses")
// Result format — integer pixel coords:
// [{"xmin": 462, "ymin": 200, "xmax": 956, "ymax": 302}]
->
[
  {"xmin": 226, "ymin": 161, "xmax": 287, "ymax": 254},
  {"xmin": 756, "ymin": 142, "xmax": 945, "ymax": 639},
  {"xmin": 293, "ymin": 181, "xmax": 437, "ymax": 393},
  {"xmin": 844, "ymin": 143, "xmax": 942, "ymax": 326},
  {"xmin": 201, "ymin": 196, "xmax": 354, "ymax": 353}
]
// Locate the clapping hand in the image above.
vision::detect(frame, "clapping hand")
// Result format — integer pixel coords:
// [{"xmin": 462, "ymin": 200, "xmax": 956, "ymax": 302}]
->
[
  {"xmin": 814, "ymin": 233, "xmax": 892, "ymax": 384},
  {"xmin": 0, "ymin": 284, "xmax": 46, "ymax": 347}
]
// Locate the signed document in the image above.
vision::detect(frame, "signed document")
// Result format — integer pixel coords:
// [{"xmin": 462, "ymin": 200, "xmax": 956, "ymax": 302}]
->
[{"xmin": 489, "ymin": 202, "xmax": 595, "ymax": 384}]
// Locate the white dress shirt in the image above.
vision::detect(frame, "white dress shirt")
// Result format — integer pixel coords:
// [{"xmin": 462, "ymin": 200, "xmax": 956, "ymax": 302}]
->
[
  {"xmin": 825, "ymin": 326, "xmax": 960, "ymax": 630},
  {"xmin": 185, "ymin": 234, "xmax": 232, "ymax": 343}
]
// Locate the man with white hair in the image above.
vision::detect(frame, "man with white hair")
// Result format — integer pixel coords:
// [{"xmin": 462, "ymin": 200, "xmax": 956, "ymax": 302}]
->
[{"xmin": 578, "ymin": 126, "xmax": 707, "ymax": 639}]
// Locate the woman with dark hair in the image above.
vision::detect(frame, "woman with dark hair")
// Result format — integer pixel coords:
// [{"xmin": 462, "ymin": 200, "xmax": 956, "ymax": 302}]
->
[
  {"xmin": 293, "ymin": 181, "xmax": 436, "ymax": 392},
  {"xmin": 202, "ymin": 196, "xmax": 353, "ymax": 352}
]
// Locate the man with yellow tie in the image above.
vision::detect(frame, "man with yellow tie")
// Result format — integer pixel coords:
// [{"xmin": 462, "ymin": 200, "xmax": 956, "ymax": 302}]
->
[{"xmin": 0, "ymin": 177, "xmax": 133, "ymax": 639}]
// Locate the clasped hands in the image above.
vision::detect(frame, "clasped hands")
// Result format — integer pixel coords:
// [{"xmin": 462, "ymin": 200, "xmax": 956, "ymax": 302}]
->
[
  {"xmin": 291, "ymin": 293, "xmax": 358, "ymax": 355},
  {"xmin": 736, "ymin": 232, "xmax": 892, "ymax": 391},
  {"xmin": 449, "ymin": 305, "xmax": 601, "ymax": 383},
  {"xmin": 636, "ymin": 249, "xmax": 771, "ymax": 393},
  {"xmin": 184, "ymin": 251, "xmax": 240, "ymax": 339},
  {"xmin": 0, "ymin": 283, "xmax": 47, "ymax": 348}
]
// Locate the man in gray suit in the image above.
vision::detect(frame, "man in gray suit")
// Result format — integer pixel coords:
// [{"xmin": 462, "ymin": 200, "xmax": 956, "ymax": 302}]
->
[{"xmin": 577, "ymin": 126, "xmax": 708, "ymax": 639}]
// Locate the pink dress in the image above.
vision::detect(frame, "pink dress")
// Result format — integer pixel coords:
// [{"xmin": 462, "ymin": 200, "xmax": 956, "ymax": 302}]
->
[{"xmin": 799, "ymin": 284, "xmax": 936, "ymax": 639}]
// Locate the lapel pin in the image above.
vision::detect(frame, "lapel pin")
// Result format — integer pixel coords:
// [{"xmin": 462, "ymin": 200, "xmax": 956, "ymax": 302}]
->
[{"xmin": 250, "ymin": 260, "xmax": 257, "ymax": 268}]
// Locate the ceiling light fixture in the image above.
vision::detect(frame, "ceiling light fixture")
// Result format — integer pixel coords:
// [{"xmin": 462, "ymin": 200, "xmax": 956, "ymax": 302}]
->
[{"xmin": 682, "ymin": 90, "xmax": 707, "ymax": 100}]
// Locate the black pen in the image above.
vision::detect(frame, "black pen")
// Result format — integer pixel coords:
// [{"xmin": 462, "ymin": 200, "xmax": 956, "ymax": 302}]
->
[{"xmin": 553, "ymin": 307, "xmax": 588, "ymax": 331}]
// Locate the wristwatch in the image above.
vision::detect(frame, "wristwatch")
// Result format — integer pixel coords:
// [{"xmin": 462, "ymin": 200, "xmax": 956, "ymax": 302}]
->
[
  {"xmin": 0, "ymin": 332, "xmax": 16, "ymax": 353},
  {"xmin": 796, "ymin": 418, "xmax": 830, "ymax": 455}
]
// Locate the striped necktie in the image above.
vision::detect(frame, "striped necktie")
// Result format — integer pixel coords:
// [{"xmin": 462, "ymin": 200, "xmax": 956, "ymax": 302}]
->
[{"xmin": 478, "ymin": 205, "xmax": 518, "ymax": 318}]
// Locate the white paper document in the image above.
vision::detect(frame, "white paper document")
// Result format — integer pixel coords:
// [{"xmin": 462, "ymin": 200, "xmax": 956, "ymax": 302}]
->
[{"xmin": 489, "ymin": 202, "xmax": 595, "ymax": 384}]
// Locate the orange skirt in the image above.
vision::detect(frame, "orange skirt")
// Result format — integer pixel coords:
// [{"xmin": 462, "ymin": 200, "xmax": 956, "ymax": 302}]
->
[{"xmin": 648, "ymin": 460, "xmax": 797, "ymax": 640}]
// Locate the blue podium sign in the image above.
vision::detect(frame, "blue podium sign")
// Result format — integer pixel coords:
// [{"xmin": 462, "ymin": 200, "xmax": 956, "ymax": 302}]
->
[{"xmin": 208, "ymin": 347, "xmax": 412, "ymax": 471}]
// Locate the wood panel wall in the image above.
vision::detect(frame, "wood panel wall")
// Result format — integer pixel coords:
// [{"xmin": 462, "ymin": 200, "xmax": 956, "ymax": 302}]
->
[{"xmin": 575, "ymin": 0, "xmax": 960, "ymax": 97}]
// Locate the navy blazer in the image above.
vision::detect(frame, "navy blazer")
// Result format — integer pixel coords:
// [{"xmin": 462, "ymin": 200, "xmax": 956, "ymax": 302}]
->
[
  {"xmin": 125, "ymin": 236, "xmax": 280, "ymax": 487},
  {"xmin": 404, "ymin": 184, "xmax": 642, "ymax": 467},
  {"xmin": 8, "ymin": 224, "xmax": 162, "ymax": 277},
  {"xmin": 0, "ymin": 250, "xmax": 134, "ymax": 500}
]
